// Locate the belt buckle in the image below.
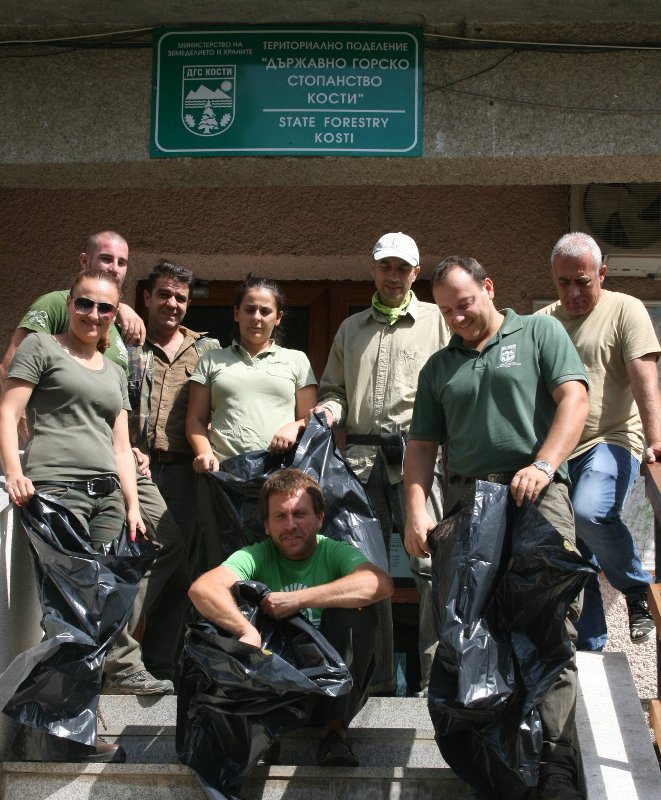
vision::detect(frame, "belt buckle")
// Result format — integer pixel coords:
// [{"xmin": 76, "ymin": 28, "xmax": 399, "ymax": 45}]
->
[
  {"xmin": 87, "ymin": 478, "xmax": 112, "ymax": 496},
  {"xmin": 485, "ymin": 472, "xmax": 507, "ymax": 484}
]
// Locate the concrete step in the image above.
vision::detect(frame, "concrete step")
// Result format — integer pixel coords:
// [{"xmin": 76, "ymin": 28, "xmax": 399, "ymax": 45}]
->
[
  {"xmin": 3, "ymin": 654, "xmax": 661, "ymax": 800},
  {"xmin": 101, "ymin": 725, "xmax": 444, "ymax": 768},
  {"xmin": 575, "ymin": 651, "xmax": 661, "ymax": 800},
  {"xmin": 0, "ymin": 762, "xmax": 479, "ymax": 800},
  {"xmin": 96, "ymin": 695, "xmax": 445, "ymax": 767}
]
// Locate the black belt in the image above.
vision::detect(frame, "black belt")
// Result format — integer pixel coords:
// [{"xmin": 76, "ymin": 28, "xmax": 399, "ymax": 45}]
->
[
  {"xmin": 151, "ymin": 450, "xmax": 190, "ymax": 464},
  {"xmin": 449, "ymin": 472, "xmax": 516, "ymax": 485},
  {"xmin": 346, "ymin": 432, "xmax": 408, "ymax": 446},
  {"xmin": 33, "ymin": 477, "xmax": 118, "ymax": 497},
  {"xmin": 346, "ymin": 434, "xmax": 382, "ymax": 446}
]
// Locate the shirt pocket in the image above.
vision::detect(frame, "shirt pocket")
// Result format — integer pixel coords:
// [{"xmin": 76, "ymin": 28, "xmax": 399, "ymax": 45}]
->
[{"xmin": 394, "ymin": 349, "xmax": 425, "ymax": 390}]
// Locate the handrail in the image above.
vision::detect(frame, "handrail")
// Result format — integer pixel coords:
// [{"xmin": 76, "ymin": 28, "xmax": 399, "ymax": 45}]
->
[{"xmin": 642, "ymin": 461, "xmax": 661, "ymax": 706}]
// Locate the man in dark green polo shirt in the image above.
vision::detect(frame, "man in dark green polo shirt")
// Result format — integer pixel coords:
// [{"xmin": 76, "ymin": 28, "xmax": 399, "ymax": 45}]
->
[{"xmin": 403, "ymin": 256, "xmax": 589, "ymax": 800}]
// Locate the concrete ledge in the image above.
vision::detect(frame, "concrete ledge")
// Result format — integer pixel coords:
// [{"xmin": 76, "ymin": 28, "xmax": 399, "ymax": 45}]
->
[{"xmin": 576, "ymin": 651, "xmax": 661, "ymax": 800}]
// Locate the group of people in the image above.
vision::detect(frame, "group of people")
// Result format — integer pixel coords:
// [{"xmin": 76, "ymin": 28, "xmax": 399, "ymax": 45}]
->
[{"xmin": 0, "ymin": 228, "xmax": 659, "ymax": 800}]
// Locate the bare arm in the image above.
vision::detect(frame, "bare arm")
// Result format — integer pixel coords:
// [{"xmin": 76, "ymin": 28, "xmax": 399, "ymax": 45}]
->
[
  {"xmin": 115, "ymin": 304, "xmax": 146, "ymax": 347},
  {"xmin": 186, "ymin": 382, "xmax": 218, "ymax": 472},
  {"xmin": 509, "ymin": 379, "xmax": 589, "ymax": 506},
  {"xmin": 626, "ymin": 354, "xmax": 661, "ymax": 462},
  {"xmin": 0, "ymin": 379, "xmax": 35, "ymax": 505},
  {"xmin": 260, "ymin": 563, "xmax": 393, "ymax": 620},
  {"xmin": 0, "ymin": 328, "xmax": 30, "ymax": 389},
  {"xmin": 189, "ymin": 565, "xmax": 262, "ymax": 647},
  {"xmin": 270, "ymin": 384, "xmax": 319, "ymax": 453},
  {"xmin": 403, "ymin": 439, "xmax": 441, "ymax": 559},
  {"xmin": 112, "ymin": 409, "xmax": 146, "ymax": 541}
]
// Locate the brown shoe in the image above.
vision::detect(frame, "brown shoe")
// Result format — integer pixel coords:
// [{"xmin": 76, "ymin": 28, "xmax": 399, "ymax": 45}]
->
[{"xmin": 316, "ymin": 732, "xmax": 359, "ymax": 767}]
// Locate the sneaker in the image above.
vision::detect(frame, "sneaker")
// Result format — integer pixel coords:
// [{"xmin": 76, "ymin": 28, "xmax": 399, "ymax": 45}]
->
[
  {"xmin": 626, "ymin": 596, "xmax": 655, "ymax": 644},
  {"xmin": 103, "ymin": 669, "xmax": 174, "ymax": 695},
  {"xmin": 316, "ymin": 732, "xmax": 359, "ymax": 767},
  {"xmin": 538, "ymin": 773, "xmax": 583, "ymax": 800}
]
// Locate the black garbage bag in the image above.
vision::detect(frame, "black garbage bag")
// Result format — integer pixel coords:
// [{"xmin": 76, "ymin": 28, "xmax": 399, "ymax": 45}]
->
[
  {"xmin": 202, "ymin": 413, "xmax": 388, "ymax": 572},
  {"xmin": 0, "ymin": 492, "xmax": 159, "ymax": 751},
  {"xmin": 176, "ymin": 580, "xmax": 352, "ymax": 800},
  {"xmin": 428, "ymin": 481, "xmax": 596, "ymax": 800}
]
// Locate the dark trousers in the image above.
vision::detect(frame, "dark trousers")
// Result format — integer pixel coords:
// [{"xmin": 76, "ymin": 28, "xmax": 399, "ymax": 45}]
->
[
  {"xmin": 309, "ymin": 605, "xmax": 378, "ymax": 728},
  {"xmin": 140, "ymin": 461, "xmax": 196, "ymax": 680}
]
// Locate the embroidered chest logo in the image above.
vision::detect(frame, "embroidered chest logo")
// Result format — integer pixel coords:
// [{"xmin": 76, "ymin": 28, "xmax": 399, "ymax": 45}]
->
[{"xmin": 497, "ymin": 344, "xmax": 521, "ymax": 368}]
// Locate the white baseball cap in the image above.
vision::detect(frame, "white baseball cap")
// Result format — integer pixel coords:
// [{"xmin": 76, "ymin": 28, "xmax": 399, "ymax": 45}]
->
[{"xmin": 372, "ymin": 232, "xmax": 419, "ymax": 267}]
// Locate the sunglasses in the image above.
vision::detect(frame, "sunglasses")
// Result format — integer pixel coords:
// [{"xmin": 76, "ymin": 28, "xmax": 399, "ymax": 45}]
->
[{"xmin": 70, "ymin": 296, "xmax": 117, "ymax": 319}]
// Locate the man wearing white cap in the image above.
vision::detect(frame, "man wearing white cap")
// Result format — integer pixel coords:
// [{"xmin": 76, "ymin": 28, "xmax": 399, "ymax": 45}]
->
[{"xmin": 312, "ymin": 232, "xmax": 450, "ymax": 694}]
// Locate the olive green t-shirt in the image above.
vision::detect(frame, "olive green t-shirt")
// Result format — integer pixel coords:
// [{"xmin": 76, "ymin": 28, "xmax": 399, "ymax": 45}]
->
[
  {"xmin": 8, "ymin": 333, "xmax": 130, "ymax": 482},
  {"xmin": 538, "ymin": 291, "xmax": 660, "ymax": 460},
  {"xmin": 19, "ymin": 289, "xmax": 129, "ymax": 373},
  {"xmin": 223, "ymin": 534, "xmax": 369, "ymax": 626},
  {"xmin": 410, "ymin": 309, "xmax": 587, "ymax": 481}
]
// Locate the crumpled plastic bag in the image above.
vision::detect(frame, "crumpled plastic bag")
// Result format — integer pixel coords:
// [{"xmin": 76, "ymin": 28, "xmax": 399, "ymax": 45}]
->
[
  {"xmin": 176, "ymin": 580, "xmax": 352, "ymax": 799},
  {"xmin": 202, "ymin": 413, "xmax": 388, "ymax": 572},
  {"xmin": 428, "ymin": 481, "xmax": 595, "ymax": 800},
  {"xmin": 0, "ymin": 492, "xmax": 159, "ymax": 750}
]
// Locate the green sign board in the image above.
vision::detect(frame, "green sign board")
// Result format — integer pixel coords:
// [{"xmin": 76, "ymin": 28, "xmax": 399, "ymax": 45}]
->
[{"xmin": 151, "ymin": 27, "xmax": 422, "ymax": 157}]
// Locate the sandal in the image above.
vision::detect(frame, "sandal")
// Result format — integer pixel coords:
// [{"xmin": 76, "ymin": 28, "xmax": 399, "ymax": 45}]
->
[{"xmin": 316, "ymin": 731, "xmax": 359, "ymax": 767}]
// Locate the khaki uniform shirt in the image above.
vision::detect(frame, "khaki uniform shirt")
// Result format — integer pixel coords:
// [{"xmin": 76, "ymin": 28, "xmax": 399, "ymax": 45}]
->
[
  {"xmin": 538, "ymin": 291, "xmax": 660, "ymax": 460},
  {"xmin": 142, "ymin": 327, "xmax": 219, "ymax": 455},
  {"xmin": 318, "ymin": 293, "xmax": 450, "ymax": 483}
]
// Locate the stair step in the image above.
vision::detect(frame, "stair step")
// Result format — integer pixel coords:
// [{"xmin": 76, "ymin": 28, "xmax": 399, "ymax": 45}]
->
[
  {"xmin": 97, "ymin": 694, "xmax": 434, "ymax": 731},
  {"xmin": 4, "ymin": 654, "xmax": 661, "ymax": 800},
  {"xmin": 101, "ymin": 726, "xmax": 445, "ymax": 767},
  {"xmin": 0, "ymin": 762, "xmax": 479, "ymax": 800}
]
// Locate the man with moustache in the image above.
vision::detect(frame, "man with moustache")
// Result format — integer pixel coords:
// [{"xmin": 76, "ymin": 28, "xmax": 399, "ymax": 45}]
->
[
  {"xmin": 540, "ymin": 232, "xmax": 661, "ymax": 651},
  {"xmin": 127, "ymin": 261, "xmax": 219, "ymax": 679}
]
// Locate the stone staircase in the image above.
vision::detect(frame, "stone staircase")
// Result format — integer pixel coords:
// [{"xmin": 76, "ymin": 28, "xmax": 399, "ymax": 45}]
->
[{"xmin": 2, "ymin": 653, "xmax": 661, "ymax": 800}]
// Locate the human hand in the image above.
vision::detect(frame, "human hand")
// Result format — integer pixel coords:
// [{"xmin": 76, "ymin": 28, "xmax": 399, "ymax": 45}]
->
[
  {"xmin": 268, "ymin": 421, "xmax": 300, "ymax": 454},
  {"xmin": 127, "ymin": 508, "xmax": 147, "ymax": 542},
  {"xmin": 645, "ymin": 442, "xmax": 661, "ymax": 464},
  {"xmin": 404, "ymin": 509, "xmax": 435, "ymax": 559},
  {"xmin": 17, "ymin": 413, "xmax": 29, "ymax": 445},
  {"xmin": 132, "ymin": 447, "xmax": 151, "ymax": 478},
  {"xmin": 306, "ymin": 406, "xmax": 333, "ymax": 427},
  {"xmin": 509, "ymin": 465, "xmax": 551, "ymax": 507},
  {"xmin": 238, "ymin": 626, "xmax": 262, "ymax": 648},
  {"xmin": 116, "ymin": 304, "xmax": 146, "ymax": 347},
  {"xmin": 4, "ymin": 473, "xmax": 34, "ymax": 507},
  {"xmin": 193, "ymin": 453, "xmax": 219, "ymax": 473},
  {"xmin": 260, "ymin": 591, "xmax": 301, "ymax": 620}
]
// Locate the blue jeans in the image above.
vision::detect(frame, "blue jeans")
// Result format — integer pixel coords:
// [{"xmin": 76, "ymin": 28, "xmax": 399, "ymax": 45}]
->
[{"xmin": 569, "ymin": 443, "xmax": 652, "ymax": 651}]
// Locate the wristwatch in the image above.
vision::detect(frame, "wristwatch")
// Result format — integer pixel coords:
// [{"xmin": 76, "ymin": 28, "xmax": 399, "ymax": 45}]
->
[{"xmin": 532, "ymin": 460, "xmax": 555, "ymax": 481}]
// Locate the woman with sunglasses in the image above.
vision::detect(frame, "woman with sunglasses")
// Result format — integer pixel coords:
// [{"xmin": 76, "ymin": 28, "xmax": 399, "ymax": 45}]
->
[
  {"xmin": 0, "ymin": 266, "xmax": 145, "ymax": 542},
  {"xmin": 186, "ymin": 274, "xmax": 317, "ymax": 570},
  {"xmin": 0, "ymin": 268, "xmax": 145, "ymax": 762}
]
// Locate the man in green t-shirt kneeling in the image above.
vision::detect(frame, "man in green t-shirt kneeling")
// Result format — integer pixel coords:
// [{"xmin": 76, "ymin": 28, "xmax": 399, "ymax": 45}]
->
[{"xmin": 189, "ymin": 467, "xmax": 394, "ymax": 767}]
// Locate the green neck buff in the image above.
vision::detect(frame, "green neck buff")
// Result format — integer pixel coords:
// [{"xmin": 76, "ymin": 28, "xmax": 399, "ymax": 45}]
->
[{"xmin": 372, "ymin": 290, "xmax": 413, "ymax": 325}]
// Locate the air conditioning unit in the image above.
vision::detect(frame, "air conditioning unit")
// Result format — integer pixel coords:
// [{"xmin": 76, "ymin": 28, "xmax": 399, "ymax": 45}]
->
[{"xmin": 570, "ymin": 184, "xmax": 661, "ymax": 277}]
